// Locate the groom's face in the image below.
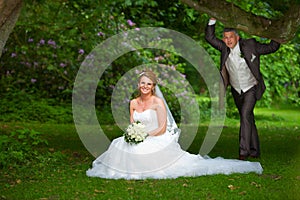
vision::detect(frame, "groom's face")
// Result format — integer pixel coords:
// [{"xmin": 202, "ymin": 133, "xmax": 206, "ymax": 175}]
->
[
  {"xmin": 223, "ymin": 31, "xmax": 240, "ymax": 49},
  {"xmin": 139, "ymin": 76, "xmax": 154, "ymax": 95}
]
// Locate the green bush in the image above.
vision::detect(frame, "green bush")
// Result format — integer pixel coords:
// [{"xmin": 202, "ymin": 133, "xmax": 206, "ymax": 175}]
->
[
  {"xmin": 0, "ymin": 90, "xmax": 73, "ymax": 123},
  {"xmin": 0, "ymin": 129, "xmax": 48, "ymax": 168}
]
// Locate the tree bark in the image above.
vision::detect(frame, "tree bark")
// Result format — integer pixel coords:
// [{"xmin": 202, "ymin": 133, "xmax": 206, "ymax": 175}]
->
[
  {"xmin": 0, "ymin": 0, "xmax": 23, "ymax": 58},
  {"xmin": 181, "ymin": 0, "xmax": 300, "ymax": 43}
]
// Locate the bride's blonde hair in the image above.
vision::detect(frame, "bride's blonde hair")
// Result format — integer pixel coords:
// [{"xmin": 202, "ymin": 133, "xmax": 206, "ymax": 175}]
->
[{"xmin": 137, "ymin": 70, "xmax": 157, "ymax": 97}]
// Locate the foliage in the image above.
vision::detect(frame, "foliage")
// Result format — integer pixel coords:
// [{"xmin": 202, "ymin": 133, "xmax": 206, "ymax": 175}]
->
[
  {"xmin": 0, "ymin": 89, "xmax": 117, "ymax": 124},
  {"xmin": 0, "ymin": 128, "xmax": 49, "ymax": 168},
  {"xmin": 0, "ymin": 90, "xmax": 73, "ymax": 123},
  {"xmin": 228, "ymin": 0, "xmax": 285, "ymax": 18},
  {"xmin": 260, "ymin": 42, "xmax": 300, "ymax": 107},
  {"xmin": 0, "ymin": 0, "xmax": 199, "ymax": 106},
  {"xmin": 195, "ymin": 95, "xmax": 213, "ymax": 119},
  {"xmin": 1, "ymin": 0, "xmax": 109, "ymax": 102}
]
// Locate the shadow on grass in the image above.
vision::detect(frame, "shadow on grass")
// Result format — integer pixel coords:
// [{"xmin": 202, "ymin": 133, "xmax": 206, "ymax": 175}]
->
[{"xmin": 255, "ymin": 114, "xmax": 285, "ymax": 122}]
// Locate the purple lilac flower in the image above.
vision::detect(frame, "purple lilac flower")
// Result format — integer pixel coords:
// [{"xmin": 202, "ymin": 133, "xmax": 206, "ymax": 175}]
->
[
  {"xmin": 39, "ymin": 39, "xmax": 45, "ymax": 45},
  {"xmin": 127, "ymin": 20, "xmax": 135, "ymax": 26},
  {"xmin": 97, "ymin": 32, "xmax": 104, "ymax": 36},
  {"xmin": 11, "ymin": 53, "xmax": 17, "ymax": 57},
  {"xmin": 47, "ymin": 39, "xmax": 57, "ymax": 48},
  {"xmin": 28, "ymin": 38, "xmax": 34, "ymax": 42},
  {"xmin": 78, "ymin": 49, "xmax": 84, "ymax": 54},
  {"xmin": 60, "ymin": 63, "xmax": 67, "ymax": 68},
  {"xmin": 163, "ymin": 73, "xmax": 169, "ymax": 78},
  {"xmin": 31, "ymin": 78, "xmax": 37, "ymax": 83}
]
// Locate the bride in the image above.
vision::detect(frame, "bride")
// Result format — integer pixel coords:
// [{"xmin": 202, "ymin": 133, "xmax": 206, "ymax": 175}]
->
[{"xmin": 86, "ymin": 70, "xmax": 263, "ymax": 179}]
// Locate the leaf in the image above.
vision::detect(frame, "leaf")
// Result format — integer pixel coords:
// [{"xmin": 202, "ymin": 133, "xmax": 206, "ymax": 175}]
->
[
  {"xmin": 251, "ymin": 181, "xmax": 261, "ymax": 188},
  {"xmin": 274, "ymin": 176, "xmax": 282, "ymax": 181},
  {"xmin": 227, "ymin": 184, "xmax": 240, "ymax": 190},
  {"xmin": 239, "ymin": 191, "xmax": 247, "ymax": 195},
  {"xmin": 94, "ymin": 189, "xmax": 105, "ymax": 193}
]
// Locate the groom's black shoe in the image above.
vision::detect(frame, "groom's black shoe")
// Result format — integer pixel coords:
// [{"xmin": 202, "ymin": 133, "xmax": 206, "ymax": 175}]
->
[{"xmin": 239, "ymin": 155, "xmax": 247, "ymax": 160}]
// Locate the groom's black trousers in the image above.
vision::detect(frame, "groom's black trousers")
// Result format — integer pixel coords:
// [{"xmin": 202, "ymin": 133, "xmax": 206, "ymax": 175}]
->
[{"xmin": 231, "ymin": 85, "xmax": 260, "ymax": 157}]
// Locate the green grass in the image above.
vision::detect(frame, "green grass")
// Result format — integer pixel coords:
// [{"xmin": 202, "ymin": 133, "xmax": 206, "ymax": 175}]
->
[{"xmin": 0, "ymin": 107, "xmax": 299, "ymax": 200}]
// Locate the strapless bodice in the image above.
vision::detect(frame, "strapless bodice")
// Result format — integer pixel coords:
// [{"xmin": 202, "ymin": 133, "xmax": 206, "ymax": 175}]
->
[{"xmin": 133, "ymin": 109, "xmax": 158, "ymax": 133}]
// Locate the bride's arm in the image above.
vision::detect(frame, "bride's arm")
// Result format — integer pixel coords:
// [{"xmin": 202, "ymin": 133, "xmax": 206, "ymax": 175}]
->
[
  {"xmin": 129, "ymin": 99, "xmax": 137, "ymax": 123},
  {"xmin": 148, "ymin": 97, "xmax": 167, "ymax": 136}
]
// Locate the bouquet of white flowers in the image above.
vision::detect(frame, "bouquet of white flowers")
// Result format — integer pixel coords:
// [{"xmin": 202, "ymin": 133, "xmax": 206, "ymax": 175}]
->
[{"xmin": 124, "ymin": 121, "xmax": 148, "ymax": 144}]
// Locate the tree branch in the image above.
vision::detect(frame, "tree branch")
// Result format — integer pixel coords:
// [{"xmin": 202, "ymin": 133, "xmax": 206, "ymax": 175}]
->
[
  {"xmin": 0, "ymin": 0, "xmax": 23, "ymax": 57},
  {"xmin": 180, "ymin": 0, "xmax": 300, "ymax": 43}
]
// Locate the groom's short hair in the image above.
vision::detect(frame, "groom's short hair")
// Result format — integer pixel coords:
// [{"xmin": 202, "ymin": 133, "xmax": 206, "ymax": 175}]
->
[{"xmin": 223, "ymin": 28, "xmax": 239, "ymax": 36}]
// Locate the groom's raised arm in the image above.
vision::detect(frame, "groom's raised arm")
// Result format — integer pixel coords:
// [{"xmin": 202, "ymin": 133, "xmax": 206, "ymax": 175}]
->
[{"xmin": 205, "ymin": 18, "xmax": 224, "ymax": 51}]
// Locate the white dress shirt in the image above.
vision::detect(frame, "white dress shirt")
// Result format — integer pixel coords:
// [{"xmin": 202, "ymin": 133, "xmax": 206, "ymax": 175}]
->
[{"xmin": 225, "ymin": 44, "xmax": 257, "ymax": 94}]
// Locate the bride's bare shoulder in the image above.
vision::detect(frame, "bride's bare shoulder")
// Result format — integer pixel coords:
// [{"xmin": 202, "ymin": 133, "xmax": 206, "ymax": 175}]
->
[
  {"xmin": 153, "ymin": 96, "xmax": 163, "ymax": 103},
  {"xmin": 131, "ymin": 98, "xmax": 138, "ymax": 103},
  {"xmin": 130, "ymin": 98, "xmax": 139, "ymax": 107},
  {"xmin": 152, "ymin": 96, "xmax": 165, "ymax": 108}
]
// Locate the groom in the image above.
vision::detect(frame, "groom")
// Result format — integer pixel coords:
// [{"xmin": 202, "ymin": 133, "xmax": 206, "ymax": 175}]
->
[{"xmin": 205, "ymin": 18, "xmax": 280, "ymax": 160}]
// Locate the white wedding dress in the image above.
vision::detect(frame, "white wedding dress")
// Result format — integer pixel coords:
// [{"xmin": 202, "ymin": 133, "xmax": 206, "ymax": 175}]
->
[{"xmin": 86, "ymin": 109, "xmax": 263, "ymax": 179}]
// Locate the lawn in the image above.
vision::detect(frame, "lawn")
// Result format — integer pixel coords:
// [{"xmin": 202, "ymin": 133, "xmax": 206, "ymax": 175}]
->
[{"xmin": 0, "ymin": 106, "xmax": 299, "ymax": 200}]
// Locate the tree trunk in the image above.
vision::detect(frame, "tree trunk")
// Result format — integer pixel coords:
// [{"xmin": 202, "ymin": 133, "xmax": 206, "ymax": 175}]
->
[
  {"xmin": 0, "ymin": 0, "xmax": 23, "ymax": 58},
  {"xmin": 181, "ymin": 0, "xmax": 300, "ymax": 43}
]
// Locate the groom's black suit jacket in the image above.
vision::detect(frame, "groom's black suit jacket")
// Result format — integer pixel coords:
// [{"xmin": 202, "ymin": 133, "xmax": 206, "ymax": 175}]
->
[{"xmin": 205, "ymin": 24, "xmax": 280, "ymax": 100}]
